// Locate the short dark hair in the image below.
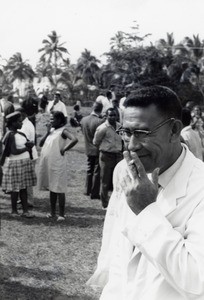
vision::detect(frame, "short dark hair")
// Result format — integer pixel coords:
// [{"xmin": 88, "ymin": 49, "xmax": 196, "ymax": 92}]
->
[
  {"xmin": 93, "ymin": 102, "xmax": 103, "ymax": 113},
  {"xmin": 106, "ymin": 107, "xmax": 116, "ymax": 116},
  {"xmin": 124, "ymin": 86, "xmax": 182, "ymax": 120},
  {"xmin": 52, "ymin": 111, "xmax": 67, "ymax": 126},
  {"xmin": 74, "ymin": 104, "xmax": 80, "ymax": 111},
  {"xmin": 181, "ymin": 108, "xmax": 192, "ymax": 127},
  {"xmin": 106, "ymin": 90, "xmax": 112, "ymax": 99},
  {"xmin": 21, "ymin": 97, "xmax": 39, "ymax": 116}
]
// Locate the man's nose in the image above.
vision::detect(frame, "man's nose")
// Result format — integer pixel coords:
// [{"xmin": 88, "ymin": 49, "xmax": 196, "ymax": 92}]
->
[{"xmin": 127, "ymin": 135, "xmax": 142, "ymax": 151}]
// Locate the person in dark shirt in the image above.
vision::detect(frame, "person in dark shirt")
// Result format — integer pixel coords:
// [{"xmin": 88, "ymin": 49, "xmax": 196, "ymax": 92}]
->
[{"xmin": 81, "ymin": 102, "xmax": 103, "ymax": 199}]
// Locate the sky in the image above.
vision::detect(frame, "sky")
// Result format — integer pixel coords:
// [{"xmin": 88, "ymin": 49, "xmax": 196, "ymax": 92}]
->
[{"xmin": 1, "ymin": 0, "xmax": 204, "ymax": 67}]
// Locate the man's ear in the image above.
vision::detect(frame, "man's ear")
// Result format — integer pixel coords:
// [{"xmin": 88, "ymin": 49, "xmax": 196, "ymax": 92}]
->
[{"xmin": 170, "ymin": 120, "xmax": 183, "ymax": 142}]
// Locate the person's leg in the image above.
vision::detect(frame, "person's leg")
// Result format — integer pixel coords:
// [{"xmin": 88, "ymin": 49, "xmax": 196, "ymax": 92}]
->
[
  {"xmin": 27, "ymin": 160, "xmax": 36, "ymax": 207},
  {"xmin": 19, "ymin": 189, "xmax": 35, "ymax": 218},
  {"xmin": 85, "ymin": 156, "xmax": 95, "ymax": 195},
  {"xmin": 50, "ymin": 191, "xmax": 57, "ymax": 217},
  {"xmin": 27, "ymin": 186, "xmax": 34, "ymax": 207},
  {"xmin": 19, "ymin": 189, "xmax": 28, "ymax": 213},
  {"xmin": 100, "ymin": 152, "xmax": 112, "ymax": 208},
  {"xmin": 11, "ymin": 192, "xmax": 19, "ymax": 214},
  {"xmin": 108, "ymin": 153, "xmax": 123, "ymax": 192},
  {"xmin": 58, "ymin": 193, "xmax": 65, "ymax": 217},
  {"xmin": 90, "ymin": 155, "xmax": 100, "ymax": 199}
]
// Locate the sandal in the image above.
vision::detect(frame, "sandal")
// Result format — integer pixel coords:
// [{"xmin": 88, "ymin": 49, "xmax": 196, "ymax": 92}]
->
[
  {"xmin": 47, "ymin": 213, "xmax": 56, "ymax": 219},
  {"xmin": 57, "ymin": 216, "xmax": 65, "ymax": 221}
]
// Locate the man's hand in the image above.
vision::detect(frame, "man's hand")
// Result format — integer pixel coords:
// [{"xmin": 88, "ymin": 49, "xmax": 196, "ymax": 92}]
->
[{"xmin": 121, "ymin": 151, "xmax": 160, "ymax": 215}]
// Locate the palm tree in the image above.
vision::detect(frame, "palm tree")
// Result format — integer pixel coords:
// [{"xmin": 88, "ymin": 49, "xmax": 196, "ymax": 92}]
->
[
  {"xmin": 181, "ymin": 35, "xmax": 204, "ymax": 62},
  {"xmin": 156, "ymin": 32, "xmax": 175, "ymax": 56},
  {"xmin": 76, "ymin": 49, "xmax": 100, "ymax": 86},
  {"xmin": 4, "ymin": 52, "xmax": 35, "ymax": 97},
  {"xmin": 38, "ymin": 30, "xmax": 69, "ymax": 87},
  {"xmin": 35, "ymin": 58, "xmax": 54, "ymax": 94},
  {"xmin": 110, "ymin": 31, "xmax": 129, "ymax": 51},
  {"xmin": 4, "ymin": 52, "xmax": 35, "ymax": 82}
]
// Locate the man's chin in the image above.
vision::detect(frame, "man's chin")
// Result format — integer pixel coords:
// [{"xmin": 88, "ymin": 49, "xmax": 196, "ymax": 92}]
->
[{"xmin": 138, "ymin": 156, "xmax": 154, "ymax": 173}]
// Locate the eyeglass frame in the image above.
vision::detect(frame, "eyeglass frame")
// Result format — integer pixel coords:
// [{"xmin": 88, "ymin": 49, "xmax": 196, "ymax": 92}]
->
[{"xmin": 117, "ymin": 118, "xmax": 175, "ymax": 140}]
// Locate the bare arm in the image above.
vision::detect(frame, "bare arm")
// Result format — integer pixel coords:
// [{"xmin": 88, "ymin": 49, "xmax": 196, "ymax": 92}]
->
[
  {"xmin": 60, "ymin": 128, "xmax": 78, "ymax": 155},
  {"xmin": 39, "ymin": 123, "xmax": 52, "ymax": 147}
]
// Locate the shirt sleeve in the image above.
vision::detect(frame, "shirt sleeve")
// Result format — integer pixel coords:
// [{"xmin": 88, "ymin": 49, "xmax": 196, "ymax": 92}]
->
[
  {"xmin": 93, "ymin": 126, "xmax": 106, "ymax": 147},
  {"xmin": 122, "ymin": 201, "xmax": 204, "ymax": 297}
]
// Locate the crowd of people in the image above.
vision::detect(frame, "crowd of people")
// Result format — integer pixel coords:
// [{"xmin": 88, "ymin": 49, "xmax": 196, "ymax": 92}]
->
[
  {"xmin": 1, "ymin": 87, "xmax": 204, "ymax": 217},
  {"xmin": 2, "ymin": 85, "xmax": 204, "ymax": 299},
  {"xmin": 0, "ymin": 88, "xmax": 125, "ymax": 218},
  {"xmin": 0, "ymin": 90, "xmax": 78, "ymax": 220}
]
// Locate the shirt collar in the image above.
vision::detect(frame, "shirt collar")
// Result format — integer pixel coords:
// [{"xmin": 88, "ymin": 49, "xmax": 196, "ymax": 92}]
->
[
  {"xmin": 105, "ymin": 120, "xmax": 121, "ymax": 129},
  {"xmin": 91, "ymin": 112, "xmax": 100, "ymax": 117},
  {"xmin": 158, "ymin": 146, "xmax": 186, "ymax": 189},
  {"xmin": 181, "ymin": 125, "xmax": 191, "ymax": 132}
]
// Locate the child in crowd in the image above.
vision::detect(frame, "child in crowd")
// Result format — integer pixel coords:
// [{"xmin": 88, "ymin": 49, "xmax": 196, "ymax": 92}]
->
[
  {"xmin": 38, "ymin": 111, "xmax": 78, "ymax": 221},
  {"xmin": 70, "ymin": 104, "xmax": 83, "ymax": 127},
  {"xmin": 1, "ymin": 111, "xmax": 36, "ymax": 218}
]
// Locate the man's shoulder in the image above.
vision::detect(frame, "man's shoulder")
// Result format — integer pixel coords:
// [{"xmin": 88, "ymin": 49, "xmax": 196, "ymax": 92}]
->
[
  {"xmin": 48, "ymin": 100, "xmax": 54, "ymax": 106},
  {"xmin": 82, "ymin": 114, "xmax": 93, "ymax": 121},
  {"xmin": 24, "ymin": 117, "xmax": 34, "ymax": 128},
  {"xmin": 59, "ymin": 100, "xmax": 66, "ymax": 107},
  {"xmin": 4, "ymin": 101, "xmax": 14, "ymax": 109},
  {"xmin": 183, "ymin": 147, "xmax": 204, "ymax": 179},
  {"xmin": 96, "ymin": 121, "xmax": 107, "ymax": 130}
]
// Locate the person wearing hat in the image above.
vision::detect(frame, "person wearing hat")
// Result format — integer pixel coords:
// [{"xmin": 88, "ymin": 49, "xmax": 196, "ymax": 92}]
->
[
  {"xmin": 45, "ymin": 91, "xmax": 68, "ymax": 120},
  {"xmin": 1, "ymin": 111, "xmax": 36, "ymax": 218}
]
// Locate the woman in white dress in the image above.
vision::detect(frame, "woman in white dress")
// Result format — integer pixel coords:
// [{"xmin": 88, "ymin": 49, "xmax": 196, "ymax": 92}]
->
[{"xmin": 38, "ymin": 111, "xmax": 78, "ymax": 221}]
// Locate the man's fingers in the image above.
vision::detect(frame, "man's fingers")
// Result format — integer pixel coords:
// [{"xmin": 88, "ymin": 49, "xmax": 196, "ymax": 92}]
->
[
  {"xmin": 123, "ymin": 151, "xmax": 139, "ymax": 179},
  {"xmin": 123, "ymin": 150, "xmax": 132, "ymax": 163},
  {"xmin": 128, "ymin": 151, "xmax": 147, "ymax": 179}
]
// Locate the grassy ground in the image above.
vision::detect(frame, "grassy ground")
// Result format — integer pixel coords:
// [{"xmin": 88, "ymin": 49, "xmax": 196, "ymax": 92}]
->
[{"xmin": 0, "ymin": 107, "xmax": 104, "ymax": 300}]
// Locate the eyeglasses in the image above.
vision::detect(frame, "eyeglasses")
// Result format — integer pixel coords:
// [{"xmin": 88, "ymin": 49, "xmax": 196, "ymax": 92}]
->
[{"xmin": 117, "ymin": 118, "xmax": 175, "ymax": 141}]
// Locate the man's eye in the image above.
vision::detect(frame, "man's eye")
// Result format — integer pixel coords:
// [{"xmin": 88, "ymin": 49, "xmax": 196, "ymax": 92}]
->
[
  {"xmin": 124, "ymin": 131, "xmax": 131, "ymax": 137},
  {"xmin": 133, "ymin": 131, "xmax": 148, "ymax": 138}
]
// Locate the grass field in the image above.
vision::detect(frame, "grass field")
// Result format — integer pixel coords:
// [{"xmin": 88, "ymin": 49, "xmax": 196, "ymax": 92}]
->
[{"xmin": 0, "ymin": 107, "xmax": 105, "ymax": 300}]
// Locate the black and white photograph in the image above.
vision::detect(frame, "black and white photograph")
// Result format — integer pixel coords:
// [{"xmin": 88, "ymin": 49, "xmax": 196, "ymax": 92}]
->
[{"xmin": 1, "ymin": 0, "xmax": 204, "ymax": 299}]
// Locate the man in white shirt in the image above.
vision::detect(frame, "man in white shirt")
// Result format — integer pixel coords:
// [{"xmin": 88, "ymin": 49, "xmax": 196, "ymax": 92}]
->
[
  {"xmin": 46, "ymin": 91, "xmax": 68, "ymax": 119},
  {"xmin": 88, "ymin": 86, "xmax": 204, "ymax": 299},
  {"xmin": 96, "ymin": 91, "xmax": 113, "ymax": 116}
]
